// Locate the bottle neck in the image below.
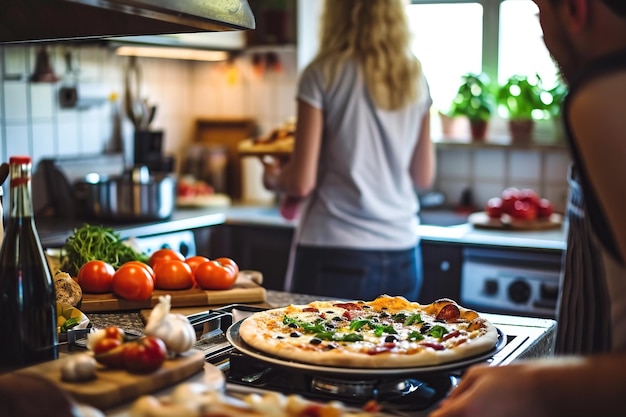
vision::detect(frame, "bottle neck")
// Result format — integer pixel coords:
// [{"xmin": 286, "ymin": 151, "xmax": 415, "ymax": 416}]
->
[{"xmin": 9, "ymin": 162, "xmax": 34, "ymax": 219}]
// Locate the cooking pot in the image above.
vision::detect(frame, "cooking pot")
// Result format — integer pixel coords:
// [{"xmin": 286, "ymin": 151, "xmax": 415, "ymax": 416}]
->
[{"xmin": 74, "ymin": 166, "xmax": 175, "ymax": 221}]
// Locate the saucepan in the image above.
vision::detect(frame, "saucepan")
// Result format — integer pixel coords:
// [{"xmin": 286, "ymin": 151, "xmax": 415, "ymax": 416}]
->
[{"xmin": 74, "ymin": 166, "xmax": 175, "ymax": 221}]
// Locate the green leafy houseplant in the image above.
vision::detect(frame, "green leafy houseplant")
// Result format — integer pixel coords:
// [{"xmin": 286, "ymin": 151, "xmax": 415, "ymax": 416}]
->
[
  {"xmin": 542, "ymin": 82, "xmax": 569, "ymax": 142},
  {"xmin": 448, "ymin": 72, "xmax": 496, "ymax": 141},
  {"xmin": 543, "ymin": 82, "xmax": 568, "ymax": 119},
  {"xmin": 497, "ymin": 74, "xmax": 546, "ymax": 143}
]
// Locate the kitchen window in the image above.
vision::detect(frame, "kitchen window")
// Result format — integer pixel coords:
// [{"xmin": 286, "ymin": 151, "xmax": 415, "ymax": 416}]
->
[{"xmin": 407, "ymin": 0, "xmax": 560, "ymax": 125}]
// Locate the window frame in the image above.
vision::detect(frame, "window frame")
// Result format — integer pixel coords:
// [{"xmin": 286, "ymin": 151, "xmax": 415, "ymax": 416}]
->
[{"xmin": 409, "ymin": 0, "xmax": 508, "ymax": 83}]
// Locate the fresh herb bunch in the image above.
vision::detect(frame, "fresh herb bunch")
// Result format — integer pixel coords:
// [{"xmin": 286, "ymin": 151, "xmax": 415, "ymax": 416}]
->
[{"xmin": 60, "ymin": 224, "xmax": 149, "ymax": 276}]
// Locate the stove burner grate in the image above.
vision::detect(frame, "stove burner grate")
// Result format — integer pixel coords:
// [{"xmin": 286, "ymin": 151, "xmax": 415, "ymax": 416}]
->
[{"xmin": 226, "ymin": 350, "xmax": 456, "ymax": 412}]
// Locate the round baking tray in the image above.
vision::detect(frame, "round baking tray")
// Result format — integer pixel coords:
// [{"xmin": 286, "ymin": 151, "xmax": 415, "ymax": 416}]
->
[{"xmin": 226, "ymin": 320, "xmax": 507, "ymax": 376}]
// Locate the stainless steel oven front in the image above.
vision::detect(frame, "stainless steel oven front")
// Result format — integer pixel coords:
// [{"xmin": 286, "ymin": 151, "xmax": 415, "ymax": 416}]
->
[{"xmin": 460, "ymin": 247, "xmax": 563, "ymax": 319}]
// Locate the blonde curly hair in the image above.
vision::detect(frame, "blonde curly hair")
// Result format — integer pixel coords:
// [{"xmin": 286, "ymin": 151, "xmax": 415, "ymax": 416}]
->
[{"xmin": 312, "ymin": 0, "xmax": 422, "ymax": 110}]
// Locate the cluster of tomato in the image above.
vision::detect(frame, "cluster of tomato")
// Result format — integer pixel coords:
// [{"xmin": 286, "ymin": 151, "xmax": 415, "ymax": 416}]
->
[
  {"xmin": 76, "ymin": 249, "xmax": 239, "ymax": 302},
  {"xmin": 485, "ymin": 187, "xmax": 554, "ymax": 220},
  {"xmin": 91, "ymin": 326, "xmax": 167, "ymax": 373}
]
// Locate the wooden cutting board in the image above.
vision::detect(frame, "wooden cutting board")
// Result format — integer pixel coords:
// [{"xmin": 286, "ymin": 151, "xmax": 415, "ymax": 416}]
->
[
  {"xmin": 80, "ymin": 271, "xmax": 267, "ymax": 313},
  {"xmin": 469, "ymin": 211, "xmax": 564, "ymax": 230},
  {"xmin": 14, "ymin": 349, "xmax": 206, "ymax": 410}
]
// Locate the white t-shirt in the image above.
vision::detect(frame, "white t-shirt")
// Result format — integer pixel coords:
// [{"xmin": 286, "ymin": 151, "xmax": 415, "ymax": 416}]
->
[{"xmin": 295, "ymin": 58, "xmax": 432, "ymax": 250}]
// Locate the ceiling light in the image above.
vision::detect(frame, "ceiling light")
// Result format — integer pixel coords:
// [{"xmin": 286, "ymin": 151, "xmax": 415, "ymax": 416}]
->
[{"xmin": 116, "ymin": 46, "xmax": 230, "ymax": 61}]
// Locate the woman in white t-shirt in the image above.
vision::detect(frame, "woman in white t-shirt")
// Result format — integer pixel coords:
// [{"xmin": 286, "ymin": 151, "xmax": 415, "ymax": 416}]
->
[{"xmin": 262, "ymin": 0, "xmax": 434, "ymax": 300}]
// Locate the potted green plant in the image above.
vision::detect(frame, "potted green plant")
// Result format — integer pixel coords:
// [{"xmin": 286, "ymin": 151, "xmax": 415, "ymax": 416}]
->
[
  {"xmin": 497, "ymin": 74, "xmax": 546, "ymax": 144},
  {"xmin": 543, "ymin": 82, "xmax": 568, "ymax": 142},
  {"xmin": 447, "ymin": 72, "xmax": 496, "ymax": 141}
]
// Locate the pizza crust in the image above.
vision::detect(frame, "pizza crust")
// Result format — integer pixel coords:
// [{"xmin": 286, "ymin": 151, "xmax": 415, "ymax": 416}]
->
[{"xmin": 237, "ymin": 296, "xmax": 499, "ymax": 369}]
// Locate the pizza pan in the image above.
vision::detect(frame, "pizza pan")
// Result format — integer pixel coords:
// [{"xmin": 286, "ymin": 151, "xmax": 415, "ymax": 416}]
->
[{"xmin": 226, "ymin": 320, "xmax": 507, "ymax": 376}]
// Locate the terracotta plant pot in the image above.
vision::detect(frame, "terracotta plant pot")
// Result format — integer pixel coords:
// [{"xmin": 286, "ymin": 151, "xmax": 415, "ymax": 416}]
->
[
  {"xmin": 509, "ymin": 119, "xmax": 535, "ymax": 144},
  {"xmin": 470, "ymin": 120, "xmax": 488, "ymax": 142},
  {"xmin": 439, "ymin": 112, "xmax": 470, "ymax": 140}
]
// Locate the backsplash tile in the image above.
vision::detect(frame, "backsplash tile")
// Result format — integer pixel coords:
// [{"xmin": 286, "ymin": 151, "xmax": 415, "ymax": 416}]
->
[
  {"xmin": 32, "ymin": 122, "xmax": 56, "ymax": 163},
  {"xmin": 30, "ymin": 83, "xmax": 55, "ymax": 120},
  {"xmin": 434, "ymin": 146, "xmax": 569, "ymax": 212},
  {"xmin": 438, "ymin": 179, "xmax": 472, "ymax": 207},
  {"xmin": 473, "ymin": 181, "xmax": 506, "ymax": 209},
  {"xmin": 508, "ymin": 150, "xmax": 541, "ymax": 183},
  {"xmin": 1, "ymin": 44, "xmax": 569, "ymax": 214},
  {"xmin": 544, "ymin": 150, "xmax": 572, "ymax": 183},
  {"xmin": 473, "ymin": 149, "xmax": 505, "ymax": 180},
  {"xmin": 437, "ymin": 148, "xmax": 471, "ymax": 179},
  {"xmin": 4, "ymin": 83, "xmax": 29, "ymax": 121},
  {"xmin": 3, "ymin": 47, "xmax": 27, "ymax": 78},
  {"xmin": 5, "ymin": 124, "xmax": 30, "ymax": 156}
]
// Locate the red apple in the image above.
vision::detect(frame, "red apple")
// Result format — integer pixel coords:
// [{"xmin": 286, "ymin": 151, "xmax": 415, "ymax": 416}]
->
[
  {"xmin": 510, "ymin": 200, "xmax": 537, "ymax": 220},
  {"xmin": 486, "ymin": 197, "xmax": 504, "ymax": 218},
  {"xmin": 519, "ymin": 188, "xmax": 541, "ymax": 207},
  {"xmin": 537, "ymin": 198, "xmax": 554, "ymax": 218},
  {"xmin": 501, "ymin": 187, "xmax": 521, "ymax": 215}
]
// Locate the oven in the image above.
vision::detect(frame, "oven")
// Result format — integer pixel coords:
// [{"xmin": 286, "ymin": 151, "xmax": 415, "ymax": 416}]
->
[
  {"xmin": 127, "ymin": 230, "xmax": 197, "ymax": 259},
  {"xmin": 460, "ymin": 247, "xmax": 563, "ymax": 319}
]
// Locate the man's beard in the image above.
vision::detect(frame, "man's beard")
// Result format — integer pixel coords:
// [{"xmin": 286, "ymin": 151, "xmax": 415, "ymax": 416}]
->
[{"xmin": 550, "ymin": 53, "xmax": 569, "ymax": 86}]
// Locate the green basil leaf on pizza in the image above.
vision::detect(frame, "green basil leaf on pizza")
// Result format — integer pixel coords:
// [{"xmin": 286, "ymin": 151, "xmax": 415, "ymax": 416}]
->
[{"xmin": 237, "ymin": 295, "xmax": 499, "ymax": 368}]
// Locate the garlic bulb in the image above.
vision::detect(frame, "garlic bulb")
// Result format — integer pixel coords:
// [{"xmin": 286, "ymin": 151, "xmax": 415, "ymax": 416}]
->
[
  {"xmin": 60, "ymin": 353, "xmax": 97, "ymax": 382},
  {"xmin": 145, "ymin": 295, "xmax": 196, "ymax": 354}
]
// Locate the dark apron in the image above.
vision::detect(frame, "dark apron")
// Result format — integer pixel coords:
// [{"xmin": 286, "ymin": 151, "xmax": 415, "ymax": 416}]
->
[{"xmin": 554, "ymin": 165, "xmax": 612, "ymax": 354}]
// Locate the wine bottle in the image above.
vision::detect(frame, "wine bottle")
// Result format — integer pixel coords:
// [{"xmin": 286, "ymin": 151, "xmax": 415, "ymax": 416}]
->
[{"xmin": 0, "ymin": 156, "xmax": 58, "ymax": 372}]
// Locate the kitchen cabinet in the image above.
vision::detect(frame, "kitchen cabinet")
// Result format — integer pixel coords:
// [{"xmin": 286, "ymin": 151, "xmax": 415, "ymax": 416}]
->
[
  {"xmin": 209, "ymin": 223, "xmax": 294, "ymax": 291},
  {"xmin": 194, "ymin": 118, "xmax": 258, "ymax": 199},
  {"xmin": 420, "ymin": 242, "xmax": 463, "ymax": 304},
  {"xmin": 246, "ymin": 0, "xmax": 297, "ymax": 46}
]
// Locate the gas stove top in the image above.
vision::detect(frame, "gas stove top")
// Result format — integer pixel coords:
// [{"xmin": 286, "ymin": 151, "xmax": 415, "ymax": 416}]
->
[{"xmin": 188, "ymin": 304, "xmax": 556, "ymax": 416}]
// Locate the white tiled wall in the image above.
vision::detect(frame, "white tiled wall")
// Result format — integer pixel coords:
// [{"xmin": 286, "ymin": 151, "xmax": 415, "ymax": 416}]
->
[
  {"xmin": 1, "ymin": 43, "xmax": 569, "ymax": 213},
  {"xmin": 434, "ymin": 146, "xmax": 571, "ymax": 212},
  {"xmin": 0, "ymin": 44, "xmax": 298, "ymax": 210}
]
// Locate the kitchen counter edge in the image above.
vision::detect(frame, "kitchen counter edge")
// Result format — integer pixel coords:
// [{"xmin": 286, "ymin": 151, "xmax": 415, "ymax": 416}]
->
[{"xmin": 37, "ymin": 205, "xmax": 567, "ymax": 252}]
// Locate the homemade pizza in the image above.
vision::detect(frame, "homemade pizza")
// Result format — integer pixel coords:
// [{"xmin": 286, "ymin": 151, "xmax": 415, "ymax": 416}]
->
[{"xmin": 237, "ymin": 295, "xmax": 499, "ymax": 368}]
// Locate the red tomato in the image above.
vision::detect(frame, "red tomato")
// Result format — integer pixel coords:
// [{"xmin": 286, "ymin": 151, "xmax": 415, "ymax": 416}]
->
[
  {"xmin": 153, "ymin": 260, "xmax": 194, "ymax": 290},
  {"xmin": 77, "ymin": 260, "xmax": 115, "ymax": 293},
  {"xmin": 93, "ymin": 338, "xmax": 126, "ymax": 368},
  {"xmin": 185, "ymin": 255, "xmax": 210, "ymax": 274},
  {"xmin": 519, "ymin": 188, "xmax": 540, "ymax": 207},
  {"xmin": 121, "ymin": 261, "xmax": 155, "ymax": 283},
  {"xmin": 93, "ymin": 337, "xmax": 122, "ymax": 355},
  {"xmin": 103, "ymin": 326, "xmax": 125, "ymax": 342},
  {"xmin": 510, "ymin": 199, "xmax": 537, "ymax": 220},
  {"xmin": 485, "ymin": 197, "xmax": 504, "ymax": 218},
  {"xmin": 177, "ymin": 182, "xmax": 195, "ymax": 198},
  {"xmin": 122, "ymin": 336, "xmax": 167, "ymax": 373},
  {"xmin": 537, "ymin": 198, "xmax": 554, "ymax": 218},
  {"xmin": 500, "ymin": 187, "xmax": 521, "ymax": 215},
  {"xmin": 112, "ymin": 264, "xmax": 154, "ymax": 301},
  {"xmin": 194, "ymin": 259, "xmax": 238, "ymax": 290},
  {"xmin": 215, "ymin": 257, "xmax": 239, "ymax": 275},
  {"xmin": 148, "ymin": 248, "xmax": 185, "ymax": 268}
]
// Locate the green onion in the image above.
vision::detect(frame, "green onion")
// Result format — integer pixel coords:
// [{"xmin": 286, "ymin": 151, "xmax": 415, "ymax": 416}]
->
[{"xmin": 60, "ymin": 224, "xmax": 149, "ymax": 275}]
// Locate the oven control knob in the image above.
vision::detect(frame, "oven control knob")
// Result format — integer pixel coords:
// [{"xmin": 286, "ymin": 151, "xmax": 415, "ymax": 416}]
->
[
  {"xmin": 508, "ymin": 280, "xmax": 531, "ymax": 304},
  {"xmin": 179, "ymin": 242, "xmax": 190, "ymax": 257},
  {"xmin": 484, "ymin": 279, "xmax": 499, "ymax": 296}
]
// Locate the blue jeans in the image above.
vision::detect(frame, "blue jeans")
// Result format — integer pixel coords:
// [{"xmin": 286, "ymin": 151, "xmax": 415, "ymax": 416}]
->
[{"xmin": 289, "ymin": 244, "xmax": 423, "ymax": 301}]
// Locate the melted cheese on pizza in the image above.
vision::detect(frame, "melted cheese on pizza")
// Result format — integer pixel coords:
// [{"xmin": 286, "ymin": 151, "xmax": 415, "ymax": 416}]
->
[{"xmin": 260, "ymin": 297, "xmax": 486, "ymax": 354}]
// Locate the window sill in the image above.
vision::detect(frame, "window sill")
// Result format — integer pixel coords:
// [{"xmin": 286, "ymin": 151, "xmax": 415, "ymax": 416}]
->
[{"xmin": 434, "ymin": 137, "xmax": 568, "ymax": 151}]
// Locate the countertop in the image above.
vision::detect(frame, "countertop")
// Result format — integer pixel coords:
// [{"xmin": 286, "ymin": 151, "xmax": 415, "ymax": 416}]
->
[{"xmin": 37, "ymin": 204, "xmax": 567, "ymax": 252}]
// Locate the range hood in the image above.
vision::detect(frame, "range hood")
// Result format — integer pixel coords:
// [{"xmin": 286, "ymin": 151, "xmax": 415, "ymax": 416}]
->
[{"xmin": 0, "ymin": 0, "xmax": 255, "ymax": 44}]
